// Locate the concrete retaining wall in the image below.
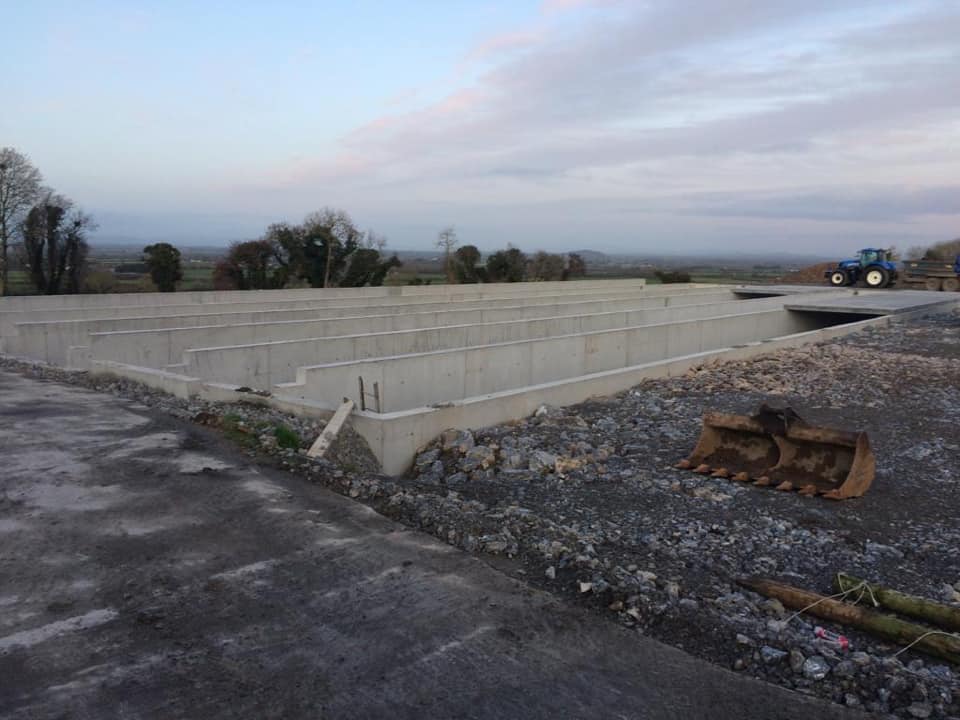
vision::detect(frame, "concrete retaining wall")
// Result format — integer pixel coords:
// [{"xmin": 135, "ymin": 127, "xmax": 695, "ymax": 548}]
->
[{"xmin": 283, "ymin": 306, "xmax": 813, "ymax": 411}]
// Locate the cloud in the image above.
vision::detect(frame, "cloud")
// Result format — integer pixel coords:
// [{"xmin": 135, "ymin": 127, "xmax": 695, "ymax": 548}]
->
[
  {"xmin": 244, "ymin": 0, "xmax": 960, "ymax": 251},
  {"xmin": 463, "ymin": 29, "xmax": 544, "ymax": 64},
  {"xmin": 675, "ymin": 186, "xmax": 960, "ymax": 222},
  {"xmin": 539, "ymin": 0, "xmax": 610, "ymax": 14}
]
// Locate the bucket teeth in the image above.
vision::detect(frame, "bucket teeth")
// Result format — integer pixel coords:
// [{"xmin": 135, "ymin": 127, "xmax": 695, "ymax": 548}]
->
[{"xmin": 675, "ymin": 404, "xmax": 876, "ymax": 500}]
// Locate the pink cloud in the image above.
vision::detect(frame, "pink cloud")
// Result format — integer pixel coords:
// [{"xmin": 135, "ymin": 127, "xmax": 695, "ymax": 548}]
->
[{"xmin": 244, "ymin": 0, "xmax": 960, "ymax": 240}]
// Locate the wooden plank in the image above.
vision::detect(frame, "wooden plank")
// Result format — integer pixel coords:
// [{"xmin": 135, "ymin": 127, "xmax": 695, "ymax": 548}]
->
[{"xmin": 307, "ymin": 399, "xmax": 355, "ymax": 459}]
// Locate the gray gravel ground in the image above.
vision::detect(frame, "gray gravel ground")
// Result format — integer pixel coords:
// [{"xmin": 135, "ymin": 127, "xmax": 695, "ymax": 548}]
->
[{"xmin": 3, "ymin": 309, "xmax": 958, "ymax": 719}]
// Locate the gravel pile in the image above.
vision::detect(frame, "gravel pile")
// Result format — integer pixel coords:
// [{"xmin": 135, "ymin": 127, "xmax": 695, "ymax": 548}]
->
[
  {"xmin": 780, "ymin": 263, "xmax": 834, "ymax": 284},
  {"xmin": 3, "ymin": 309, "xmax": 958, "ymax": 718}
]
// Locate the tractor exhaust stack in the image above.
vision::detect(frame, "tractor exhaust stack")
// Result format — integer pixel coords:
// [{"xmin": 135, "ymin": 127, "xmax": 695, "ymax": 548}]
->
[{"xmin": 676, "ymin": 405, "xmax": 875, "ymax": 499}]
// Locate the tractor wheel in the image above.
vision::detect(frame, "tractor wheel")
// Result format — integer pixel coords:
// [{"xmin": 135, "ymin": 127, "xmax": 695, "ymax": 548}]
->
[
  {"xmin": 864, "ymin": 267, "xmax": 889, "ymax": 288},
  {"xmin": 828, "ymin": 271, "xmax": 848, "ymax": 287},
  {"xmin": 944, "ymin": 277, "xmax": 960, "ymax": 292},
  {"xmin": 925, "ymin": 277, "xmax": 943, "ymax": 291}
]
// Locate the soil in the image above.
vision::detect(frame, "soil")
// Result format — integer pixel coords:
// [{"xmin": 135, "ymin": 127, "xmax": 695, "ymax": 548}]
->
[{"xmin": 780, "ymin": 262, "xmax": 834, "ymax": 285}]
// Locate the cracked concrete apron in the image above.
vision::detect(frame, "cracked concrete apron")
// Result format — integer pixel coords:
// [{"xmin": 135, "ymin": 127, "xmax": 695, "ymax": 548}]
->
[{"xmin": 0, "ymin": 370, "xmax": 858, "ymax": 719}]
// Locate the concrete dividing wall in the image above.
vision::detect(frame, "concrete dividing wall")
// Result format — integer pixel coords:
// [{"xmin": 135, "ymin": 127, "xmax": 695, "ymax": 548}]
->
[
  {"xmin": 70, "ymin": 290, "xmax": 741, "ymax": 370},
  {"xmin": 174, "ymin": 296, "xmax": 780, "ymax": 389},
  {"xmin": 9, "ymin": 288, "xmax": 726, "ymax": 365},
  {"xmin": 283, "ymin": 307, "xmax": 815, "ymax": 411}
]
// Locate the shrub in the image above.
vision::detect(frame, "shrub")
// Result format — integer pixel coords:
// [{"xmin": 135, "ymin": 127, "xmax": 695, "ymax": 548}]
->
[
  {"xmin": 654, "ymin": 270, "xmax": 692, "ymax": 284},
  {"xmin": 273, "ymin": 424, "xmax": 300, "ymax": 450}
]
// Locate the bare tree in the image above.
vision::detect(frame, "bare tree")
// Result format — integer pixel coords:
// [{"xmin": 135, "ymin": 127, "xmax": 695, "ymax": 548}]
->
[
  {"xmin": 528, "ymin": 250, "xmax": 566, "ymax": 281},
  {"xmin": 0, "ymin": 148, "xmax": 43, "ymax": 295},
  {"xmin": 19, "ymin": 193, "xmax": 95, "ymax": 295},
  {"xmin": 566, "ymin": 252, "xmax": 587, "ymax": 278},
  {"xmin": 365, "ymin": 229, "xmax": 388, "ymax": 252},
  {"xmin": 436, "ymin": 226, "xmax": 458, "ymax": 283},
  {"xmin": 303, "ymin": 208, "xmax": 363, "ymax": 288}
]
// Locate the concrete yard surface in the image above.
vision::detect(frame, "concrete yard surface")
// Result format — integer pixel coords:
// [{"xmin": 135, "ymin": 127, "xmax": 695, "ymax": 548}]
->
[{"xmin": 0, "ymin": 370, "xmax": 859, "ymax": 719}]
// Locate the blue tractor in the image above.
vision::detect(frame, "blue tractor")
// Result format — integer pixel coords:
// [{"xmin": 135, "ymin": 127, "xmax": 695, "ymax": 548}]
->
[{"xmin": 824, "ymin": 248, "xmax": 898, "ymax": 289}]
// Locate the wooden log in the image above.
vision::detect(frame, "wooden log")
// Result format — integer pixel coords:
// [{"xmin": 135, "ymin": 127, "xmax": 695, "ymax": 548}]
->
[
  {"xmin": 737, "ymin": 577, "xmax": 960, "ymax": 664},
  {"xmin": 834, "ymin": 573, "xmax": 960, "ymax": 633},
  {"xmin": 307, "ymin": 399, "xmax": 355, "ymax": 459}
]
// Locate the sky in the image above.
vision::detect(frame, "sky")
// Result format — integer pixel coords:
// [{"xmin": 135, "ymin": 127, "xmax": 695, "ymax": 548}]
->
[{"xmin": 3, "ymin": 0, "xmax": 959, "ymax": 254}]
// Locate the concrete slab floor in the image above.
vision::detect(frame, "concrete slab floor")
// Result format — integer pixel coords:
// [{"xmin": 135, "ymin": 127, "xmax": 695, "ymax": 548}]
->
[
  {"xmin": 737, "ymin": 285, "xmax": 960, "ymax": 316},
  {"xmin": 0, "ymin": 370, "xmax": 860, "ymax": 719}
]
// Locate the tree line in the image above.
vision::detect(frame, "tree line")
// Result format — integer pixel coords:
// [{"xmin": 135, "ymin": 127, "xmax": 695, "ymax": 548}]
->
[
  {"xmin": 122, "ymin": 212, "xmax": 403, "ymax": 294},
  {"xmin": 0, "ymin": 147, "xmax": 96, "ymax": 295},
  {"xmin": 0, "ymin": 146, "xmax": 586, "ymax": 296},
  {"xmin": 435, "ymin": 226, "xmax": 586, "ymax": 284}
]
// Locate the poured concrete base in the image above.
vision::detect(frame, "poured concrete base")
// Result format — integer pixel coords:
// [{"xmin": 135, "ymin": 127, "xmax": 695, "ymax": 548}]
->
[
  {"xmin": 88, "ymin": 308, "xmax": 912, "ymax": 473},
  {"xmin": 5, "ymin": 281, "xmax": 957, "ymax": 474}
]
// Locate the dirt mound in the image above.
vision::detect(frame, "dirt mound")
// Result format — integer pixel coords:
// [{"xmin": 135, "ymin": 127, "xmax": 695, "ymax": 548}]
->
[{"xmin": 780, "ymin": 262, "xmax": 832, "ymax": 285}]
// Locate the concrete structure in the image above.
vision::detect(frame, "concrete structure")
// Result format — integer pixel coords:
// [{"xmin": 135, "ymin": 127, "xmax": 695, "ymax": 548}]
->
[
  {"xmin": 76, "ymin": 289, "xmax": 739, "ymax": 372},
  {"xmin": 4, "ymin": 280, "xmax": 958, "ymax": 474}
]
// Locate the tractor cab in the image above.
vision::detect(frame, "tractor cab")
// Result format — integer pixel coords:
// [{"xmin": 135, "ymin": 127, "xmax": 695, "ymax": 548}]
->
[{"xmin": 858, "ymin": 248, "xmax": 887, "ymax": 266}]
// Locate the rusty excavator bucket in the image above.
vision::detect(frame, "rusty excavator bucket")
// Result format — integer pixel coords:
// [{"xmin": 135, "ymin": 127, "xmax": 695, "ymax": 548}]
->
[{"xmin": 676, "ymin": 405, "xmax": 875, "ymax": 500}]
